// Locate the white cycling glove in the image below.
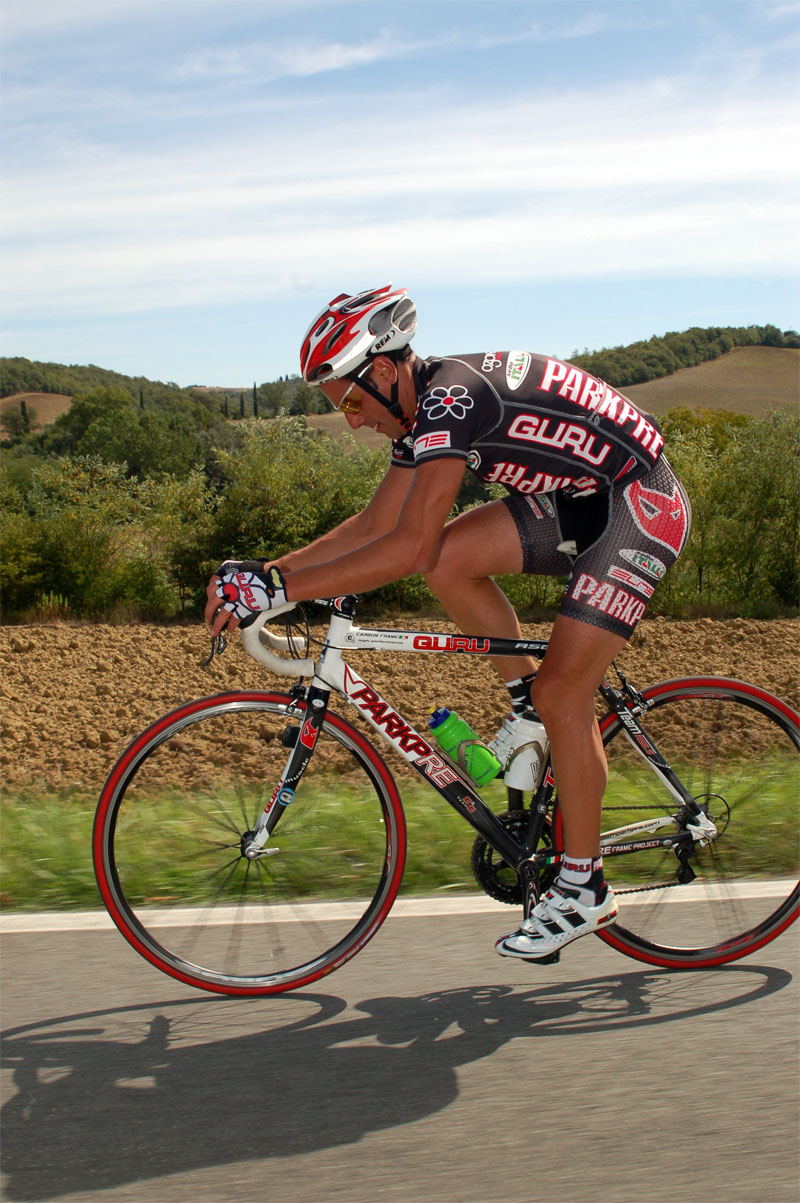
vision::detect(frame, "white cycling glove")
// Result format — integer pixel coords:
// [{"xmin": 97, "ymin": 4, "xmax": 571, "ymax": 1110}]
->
[{"xmin": 214, "ymin": 561, "xmax": 288, "ymax": 623}]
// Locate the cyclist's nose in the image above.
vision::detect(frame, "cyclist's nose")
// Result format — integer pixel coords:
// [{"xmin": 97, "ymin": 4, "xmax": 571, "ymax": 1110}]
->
[{"xmin": 345, "ymin": 410, "xmax": 364, "ymax": 430}]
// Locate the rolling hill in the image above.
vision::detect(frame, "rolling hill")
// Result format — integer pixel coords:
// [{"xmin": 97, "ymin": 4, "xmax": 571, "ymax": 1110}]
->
[
  {"xmin": 2, "ymin": 348, "xmax": 797, "ymax": 452},
  {"xmin": 0, "ymin": 391, "xmax": 72, "ymax": 425},
  {"xmin": 624, "ymin": 345, "xmax": 799, "ymax": 416},
  {"xmin": 309, "ymin": 345, "xmax": 799, "ymax": 448}
]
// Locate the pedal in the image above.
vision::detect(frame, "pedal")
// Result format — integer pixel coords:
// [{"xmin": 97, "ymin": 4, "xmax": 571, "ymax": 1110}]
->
[{"xmin": 530, "ymin": 950, "xmax": 561, "ymax": 965}]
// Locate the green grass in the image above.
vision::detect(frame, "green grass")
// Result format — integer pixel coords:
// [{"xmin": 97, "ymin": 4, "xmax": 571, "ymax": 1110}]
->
[
  {"xmin": 1, "ymin": 793, "xmax": 100, "ymax": 910},
  {"xmin": 601, "ymin": 757, "xmax": 799, "ymax": 886},
  {"xmin": 0, "ymin": 784, "xmax": 484, "ymax": 911},
  {"xmin": 2, "ymin": 762, "xmax": 797, "ymax": 911}
]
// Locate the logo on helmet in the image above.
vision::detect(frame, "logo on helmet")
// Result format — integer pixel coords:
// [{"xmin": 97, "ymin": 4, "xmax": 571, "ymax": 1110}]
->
[{"xmin": 372, "ymin": 331, "xmax": 396, "ymax": 353}]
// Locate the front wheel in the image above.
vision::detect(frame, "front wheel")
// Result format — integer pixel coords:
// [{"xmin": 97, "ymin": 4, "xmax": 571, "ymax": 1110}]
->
[
  {"xmin": 595, "ymin": 677, "xmax": 800, "ymax": 968},
  {"xmin": 93, "ymin": 692, "xmax": 407, "ymax": 995}
]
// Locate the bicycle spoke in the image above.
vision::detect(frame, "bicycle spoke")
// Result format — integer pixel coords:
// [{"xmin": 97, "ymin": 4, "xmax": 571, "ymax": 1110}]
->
[
  {"xmin": 94, "ymin": 694, "xmax": 406, "ymax": 993},
  {"xmin": 596, "ymin": 680, "xmax": 799, "ymax": 966}
]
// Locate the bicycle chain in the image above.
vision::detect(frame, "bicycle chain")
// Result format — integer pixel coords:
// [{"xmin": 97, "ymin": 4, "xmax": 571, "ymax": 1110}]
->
[{"xmin": 615, "ymin": 880, "xmax": 682, "ymax": 895}]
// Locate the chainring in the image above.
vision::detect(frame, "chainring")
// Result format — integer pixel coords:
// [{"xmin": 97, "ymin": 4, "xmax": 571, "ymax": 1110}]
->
[{"xmin": 470, "ymin": 809, "xmax": 535, "ymax": 906}]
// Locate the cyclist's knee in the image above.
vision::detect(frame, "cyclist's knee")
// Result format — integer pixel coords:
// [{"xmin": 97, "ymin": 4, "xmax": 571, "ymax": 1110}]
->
[{"xmin": 531, "ymin": 672, "xmax": 595, "ymax": 730}]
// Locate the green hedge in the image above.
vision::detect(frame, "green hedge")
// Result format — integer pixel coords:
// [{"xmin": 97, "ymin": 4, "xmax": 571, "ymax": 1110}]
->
[{"xmin": 1, "ymin": 409, "xmax": 798, "ymax": 622}]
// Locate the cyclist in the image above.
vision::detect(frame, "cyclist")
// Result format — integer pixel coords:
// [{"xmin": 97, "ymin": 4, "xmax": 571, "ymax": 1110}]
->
[{"xmin": 205, "ymin": 284, "xmax": 691, "ymax": 961}]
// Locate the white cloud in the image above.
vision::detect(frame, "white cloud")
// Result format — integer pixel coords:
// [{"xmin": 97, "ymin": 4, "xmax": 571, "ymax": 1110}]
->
[
  {"xmin": 0, "ymin": 0, "xmax": 316, "ymax": 42},
  {"xmin": 2, "ymin": 10, "xmax": 798, "ymax": 328},
  {"xmin": 173, "ymin": 28, "xmax": 461, "ymax": 82},
  {"xmin": 175, "ymin": 30, "xmax": 409, "ymax": 81},
  {"xmin": 759, "ymin": 0, "xmax": 800, "ymax": 19},
  {"xmin": 170, "ymin": 13, "xmax": 665, "ymax": 86}
]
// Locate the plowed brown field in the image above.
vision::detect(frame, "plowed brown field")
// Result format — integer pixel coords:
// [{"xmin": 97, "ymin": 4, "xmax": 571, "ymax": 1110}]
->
[{"xmin": 1, "ymin": 617, "xmax": 798, "ymax": 795}]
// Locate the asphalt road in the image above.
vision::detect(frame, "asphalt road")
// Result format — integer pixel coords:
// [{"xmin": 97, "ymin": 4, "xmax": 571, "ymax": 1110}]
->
[{"xmin": 1, "ymin": 909, "xmax": 798, "ymax": 1203}]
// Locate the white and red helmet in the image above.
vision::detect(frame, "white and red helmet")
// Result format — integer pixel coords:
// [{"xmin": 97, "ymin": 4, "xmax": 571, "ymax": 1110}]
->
[{"xmin": 299, "ymin": 285, "xmax": 417, "ymax": 384}]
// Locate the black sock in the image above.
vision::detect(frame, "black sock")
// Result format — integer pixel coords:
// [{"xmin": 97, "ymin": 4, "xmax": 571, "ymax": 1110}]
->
[{"xmin": 505, "ymin": 673, "xmax": 539, "ymax": 719}]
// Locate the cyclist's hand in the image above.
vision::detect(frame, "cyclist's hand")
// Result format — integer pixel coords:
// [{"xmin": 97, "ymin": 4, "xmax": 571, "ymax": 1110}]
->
[{"xmin": 205, "ymin": 561, "xmax": 287, "ymax": 636}]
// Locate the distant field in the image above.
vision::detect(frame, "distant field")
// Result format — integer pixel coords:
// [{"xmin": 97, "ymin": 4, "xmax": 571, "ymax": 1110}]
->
[
  {"xmin": 1, "ymin": 392, "xmax": 71, "ymax": 425},
  {"xmin": 625, "ymin": 346, "xmax": 799, "ymax": 416},
  {"xmin": 3, "ymin": 347, "xmax": 797, "ymax": 437},
  {"xmin": 304, "ymin": 347, "xmax": 800, "ymax": 445},
  {"xmin": 306, "ymin": 410, "xmax": 386, "ymax": 449}
]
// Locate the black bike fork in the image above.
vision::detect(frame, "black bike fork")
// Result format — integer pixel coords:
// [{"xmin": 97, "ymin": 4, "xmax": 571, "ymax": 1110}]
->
[{"xmin": 251, "ymin": 681, "xmax": 331, "ymax": 846}]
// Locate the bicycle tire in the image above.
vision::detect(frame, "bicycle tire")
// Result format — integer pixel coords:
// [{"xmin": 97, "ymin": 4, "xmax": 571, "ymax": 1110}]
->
[
  {"xmin": 93, "ymin": 691, "xmax": 407, "ymax": 995},
  {"xmin": 588, "ymin": 676, "xmax": 799, "ymax": 968}
]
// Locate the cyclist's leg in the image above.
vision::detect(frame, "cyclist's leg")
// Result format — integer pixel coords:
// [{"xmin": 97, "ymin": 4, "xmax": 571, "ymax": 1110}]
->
[
  {"xmin": 423, "ymin": 498, "xmax": 540, "ymax": 682},
  {"xmin": 530, "ymin": 613, "xmax": 627, "ymax": 858},
  {"xmin": 498, "ymin": 460, "xmax": 692, "ymax": 958},
  {"xmin": 531, "ymin": 456, "xmax": 691, "ymax": 861},
  {"xmin": 425, "ymin": 495, "xmax": 623, "ymax": 864},
  {"xmin": 492, "ymin": 614, "xmax": 627, "ymax": 962}
]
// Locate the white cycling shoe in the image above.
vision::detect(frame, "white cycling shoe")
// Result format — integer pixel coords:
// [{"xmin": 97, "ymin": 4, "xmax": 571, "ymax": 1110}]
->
[
  {"xmin": 489, "ymin": 713, "xmax": 548, "ymax": 792},
  {"xmin": 489, "ymin": 713, "xmax": 544, "ymax": 767},
  {"xmin": 495, "ymin": 884, "xmax": 618, "ymax": 961}
]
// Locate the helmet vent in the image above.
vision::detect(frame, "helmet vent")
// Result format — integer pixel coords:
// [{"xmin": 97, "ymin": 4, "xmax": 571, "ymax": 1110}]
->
[
  {"xmin": 393, "ymin": 298, "xmax": 416, "ymax": 332},
  {"xmin": 323, "ymin": 321, "xmax": 347, "ymax": 355},
  {"xmin": 368, "ymin": 308, "xmax": 392, "ymax": 335}
]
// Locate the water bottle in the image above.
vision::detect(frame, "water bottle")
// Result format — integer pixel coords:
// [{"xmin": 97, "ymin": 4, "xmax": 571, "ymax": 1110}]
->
[
  {"xmin": 503, "ymin": 716, "xmax": 549, "ymax": 792},
  {"xmin": 428, "ymin": 707, "xmax": 502, "ymax": 786}
]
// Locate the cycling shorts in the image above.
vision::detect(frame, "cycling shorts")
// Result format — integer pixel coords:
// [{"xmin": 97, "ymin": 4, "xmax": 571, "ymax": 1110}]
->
[{"xmin": 502, "ymin": 457, "xmax": 691, "ymax": 640}]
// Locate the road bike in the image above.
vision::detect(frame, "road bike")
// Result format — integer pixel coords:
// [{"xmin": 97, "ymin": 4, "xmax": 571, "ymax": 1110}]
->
[{"xmin": 93, "ymin": 596, "xmax": 800, "ymax": 996}]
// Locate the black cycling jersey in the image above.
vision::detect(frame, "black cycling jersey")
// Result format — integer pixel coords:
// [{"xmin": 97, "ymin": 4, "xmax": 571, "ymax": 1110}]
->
[{"xmin": 391, "ymin": 352, "xmax": 664, "ymax": 497}]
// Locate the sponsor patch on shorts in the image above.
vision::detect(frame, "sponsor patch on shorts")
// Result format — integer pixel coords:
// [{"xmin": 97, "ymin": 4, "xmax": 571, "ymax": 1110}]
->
[
  {"xmin": 609, "ymin": 565, "xmax": 655, "ymax": 598},
  {"xmin": 569, "ymin": 573, "xmax": 647, "ymax": 627},
  {"xmin": 619, "ymin": 548, "xmax": 666, "ymax": 580}
]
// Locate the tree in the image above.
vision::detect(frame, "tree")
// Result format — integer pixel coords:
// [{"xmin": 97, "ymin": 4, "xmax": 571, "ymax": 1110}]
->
[
  {"xmin": 78, "ymin": 407, "xmax": 204, "ymax": 479},
  {"xmin": 43, "ymin": 386, "xmax": 134, "ymax": 454},
  {"xmin": 1, "ymin": 401, "xmax": 38, "ymax": 441},
  {"xmin": 208, "ymin": 416, "xmax": 387, "ymax": 564},
  {"xmin": 712, "ymin": 411, "xmax": 800, "ymax": 605},
  {"xmin": 288, "ymin": 380, "xmax": 328, "ymax": 416},
  {"xmin": 256, "ymin": 380, "xmax": 290, "ymax": 417}
]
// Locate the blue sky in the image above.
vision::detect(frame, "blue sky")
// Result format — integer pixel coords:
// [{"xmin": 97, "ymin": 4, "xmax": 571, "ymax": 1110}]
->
[{"xmin": 2, "ymin": 0, "xmax": 798, "ymax": 387}]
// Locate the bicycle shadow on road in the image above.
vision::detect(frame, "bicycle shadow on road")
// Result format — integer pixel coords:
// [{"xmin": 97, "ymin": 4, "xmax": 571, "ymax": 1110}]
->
[{"xmin": 1, "ymin": 964, "xmax": 792, "ymax": 1201}]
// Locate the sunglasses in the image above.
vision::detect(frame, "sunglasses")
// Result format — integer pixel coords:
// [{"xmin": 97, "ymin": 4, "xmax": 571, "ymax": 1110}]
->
[{"xmin": 331, "ymin": 364, "xmax": 370, "ymax": 415}]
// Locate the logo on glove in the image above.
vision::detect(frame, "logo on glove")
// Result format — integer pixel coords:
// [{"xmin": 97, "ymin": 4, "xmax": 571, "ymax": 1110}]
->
[{"xmin": 215, "ymin": 562, "xmax": 287, "ymax": 622}]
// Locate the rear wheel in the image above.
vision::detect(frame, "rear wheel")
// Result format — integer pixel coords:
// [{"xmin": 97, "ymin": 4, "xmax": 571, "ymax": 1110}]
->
[
  {"xmin": 93, "ymin": 692, "xmax": 407, "ymax": 995},
  {"xmin": 595, "ymin": 678, "xmax": 800, "ymax": 968}
]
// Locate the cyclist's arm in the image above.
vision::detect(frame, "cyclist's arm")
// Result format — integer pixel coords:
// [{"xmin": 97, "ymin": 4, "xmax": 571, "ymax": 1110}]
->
[
  {"xmin": 279, "ymin": 457, "xmax": 466, "ymax": 602},
  {"xmin": 276, "ymin": 464, "xmax": 414, "ymax": 574}
]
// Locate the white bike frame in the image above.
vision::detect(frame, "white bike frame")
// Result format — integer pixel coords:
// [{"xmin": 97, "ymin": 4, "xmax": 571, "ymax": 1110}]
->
[{"xmin": 238, "ymin": 603, "xmax": 706, "ymax": 867}]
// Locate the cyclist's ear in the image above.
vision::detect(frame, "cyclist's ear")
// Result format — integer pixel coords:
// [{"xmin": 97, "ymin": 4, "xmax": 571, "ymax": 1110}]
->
[{"xmin": 370, "ymin": 355, "xmax": 398, "ymax": 385}]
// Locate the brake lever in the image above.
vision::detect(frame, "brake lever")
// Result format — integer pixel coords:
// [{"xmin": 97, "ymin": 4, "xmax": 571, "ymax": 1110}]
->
[{"xmin": 203, "ymin": 633, "xmax": 228, "ymax": 666}]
